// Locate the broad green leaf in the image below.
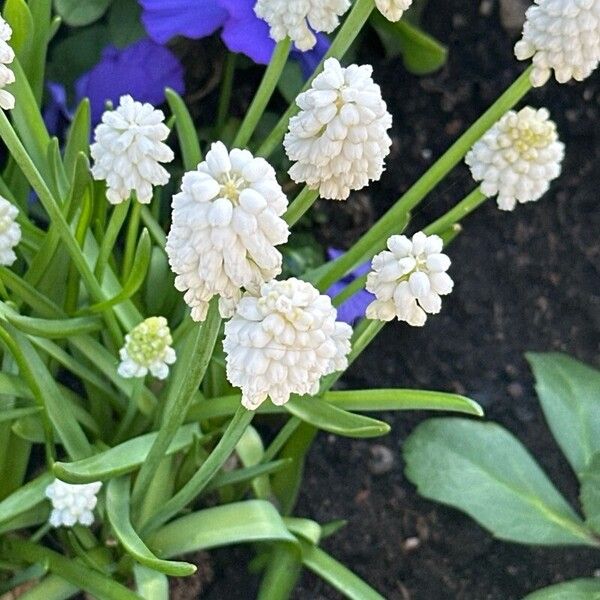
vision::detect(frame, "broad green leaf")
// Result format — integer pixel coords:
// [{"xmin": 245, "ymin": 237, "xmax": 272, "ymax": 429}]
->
[
  {"xmin": 63, "ymin": 101, "xmax": 91, "ymax": 179},
  {"xmin": 5, "ymin": 312, "xmax": 102, "ymax": 339},
  {"xmin": 53, "ymin": 0, "xmax": 113, "ymax": 26},
  {"xmin": 256, "ymin": 545, "xmax": 302, "ymax": 600},
  {"xmin": 166, "ymin": 88, "xmax": 202, "ymax": 170},
  {"xmin": 4, "ymin": 0, "xmax": 33, "ymax": 60},
  {"xmin": 524, "ymin": 578, "xmax": 600, "ymax": 599},
  {"xmin": 148, "ymin": 500, "xmax": 298, "ymax": 558},
  {"xmin": 581, "ymin": 452, "xmax": 600, "ymax": 535},
  {"xmin": 527, "ymin": 353, "xmax": 600, "ymax": 475},
  {"xmin": 133, "ymin": 565, "xmax": 168, "ymax": 600},
  {"xmin": 285, "ymin": 395, "xmax": 390, "ymax": 438},
  {"xmin": 106, "ymin": 477, "xmax": 196, "ymax": 576},
  {"xmin": 404, "ymin": 418, "xmax": 597, "ymax": 546},
  {"xmin": 53, "ymin": 423, "xmax": 200, "ymax": 483},
  {"xmin": 0, "ymin": 472, "xmax": 52, "ymax": 526},
  {"xmin": 107, "ymin": 0, "xmax": 144, "ymax": 48},
  {"xmin": 16, "ymin": 575, "xmax": 78, "ymax": 600}
]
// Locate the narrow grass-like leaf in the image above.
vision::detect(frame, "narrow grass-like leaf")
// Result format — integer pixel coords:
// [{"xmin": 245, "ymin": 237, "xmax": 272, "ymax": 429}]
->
[
  {"xmin": 5, "ymin": 313, "xmax": 102, "ymax": 339},
  {"xmin": 580, "ymin": 452, "xmax": 600, "ymax": 535},
  {"xmin": 106, "ymin": 477, "xmax": 196, "ymax": 576},
  {"xmin": 165, "ymin": 88, "xmax": 201, "ymax": 170},
  {"xmin": 0, "ymin": 504, "xmax": 48, "ymax": 535},
  {"xmin": 63, "ymin": 100, "xmax": 90, "ymax": 178},
  {"xmin": 0, "ymin": 472, "xmax": 52, "ymax": 526},
  {"xmin": 133, "ymin": 565, "xmax": 168, "ymax": 600},
  {"xmin": 284, "ymin": 517, "xmax": 321, "ymax": 545},
  {"xmin": 206, "ymin": 459, "xmax": 292, "ymax": 492},
  {"xmin": 524, "ymin": 578, "xmax": 600, "ymax": 599},
  {"xmin": 0, "ymin": 407, "xmax": 41, "ymax": 423},
  {"xmin": 14, "ymin": 575, "xmax": 78, "ymax": 600}
]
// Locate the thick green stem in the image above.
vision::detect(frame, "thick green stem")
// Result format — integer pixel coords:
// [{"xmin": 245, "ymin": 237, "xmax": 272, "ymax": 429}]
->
[
  {"xmin": 423, "ymin": 188, "xmax": 488, "ymax": 236},
  {"xmin": 233, "ymin": 39, "xmax": 292, "ymax": 148},
  {"xmin": 122, "ymin": 201, "xmax": 141, "ymax": 281},
  {"xmin": 216, "ymin": 53, "xmax": 237, "ymax": 134},
  {"xmin": 284, "ymin": 187, "xmax": 320, "ymax": 226},
  {"xmin": 256, "ymin": 0, "xmax": 375, "ymax": 158}
]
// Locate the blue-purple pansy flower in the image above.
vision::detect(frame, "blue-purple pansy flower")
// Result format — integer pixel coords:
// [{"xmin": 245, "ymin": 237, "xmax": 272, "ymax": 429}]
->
[{"xmin": 326, "ymin": 248, "xmax": 374, "ymax": 325}]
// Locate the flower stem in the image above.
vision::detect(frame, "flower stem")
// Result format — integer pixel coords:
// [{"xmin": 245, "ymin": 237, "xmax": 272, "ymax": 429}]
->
[
  {"xmin": 313, "ymin": 66, "xmax": 533, "ymax": 291},
  {"xmin": 423, "ymin": 187, "xmax": 488, "ymax": 236},
  {"xmin": 122, "ymin": 201, "xmax": 141, "ymax": 281},
  {"xmin": 95, "ymin": 202, "xmax": 129, "ymax": 281},
  {"xmin": 284, "ymin": 186, "xmax": 320, "ymax": 225},
  {"xmin": 256, "ymin": 0, "xmax": 375, "ymax": 158},
  {"xmin": 233, "ymin": 39, "xmax": 292, "ymax": 149},
  {"xmin": 216, "ymin": 53, "xmax": 237, "ymax": 134}
]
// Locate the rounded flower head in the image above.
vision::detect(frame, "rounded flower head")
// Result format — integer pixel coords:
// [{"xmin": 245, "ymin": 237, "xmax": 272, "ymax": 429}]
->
[
  {"xmin": 465, "ymin": 106, "xmax": 564, "ymax": 211},
  {"xmin": 118, "ymin": 316, "xmax": 176, "ymax": 380},
  {"xmin": 166, "ymin": 142, "xmax": 290, "ymax": 322},
  {"xmin": 254, "ymin": 0, "xmax": 350, "ymax": 51},
  {"xmin": 284, "ymin": 58, "xmax": 393, "ymax": 200},
  {"xmin": 375, "ymin": 0, "xmax": 413, "ymax": 21},
  {"xmin": 514, "ymin": 0, "xmax": 600, "ymax": 87},
  {"xmin": 223, "ymin": 278, "xmax": 352, "ymax": 410},
  {"xmin": 0, "ymin": 17, "xmax": 15, "ymax": 110},
  {"xmin": 90, "ymin": 95, "xmax": 174, "ymax": 204},
  {"xmin": 366, "ymin": 232, "xmax": 453, "ymax": 326},
  {"xmin": 45, "ymin": 479, "xmax": 102, "ymax": 528},
  {"xmin": 0, "ymin": 196, "xmax": 20, "ymax": 266}
]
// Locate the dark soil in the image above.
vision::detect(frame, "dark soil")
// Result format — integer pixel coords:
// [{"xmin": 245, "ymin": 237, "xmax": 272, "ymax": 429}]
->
[{"xmin": 199, "ymin": 0, "xmax": 600, "ymax": 598}]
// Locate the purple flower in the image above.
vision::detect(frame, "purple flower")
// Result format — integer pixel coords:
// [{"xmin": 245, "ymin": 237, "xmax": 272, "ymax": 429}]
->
[
  {"xmin": 326, "ymin": 248, "xmax": 374, "ymax": 325},
  {"xmin": 292, "ymin": 33, "xmax": 330, "ymax": 79},
  {"xmin": 44, "ymin": 38, "xmax": 184, "ymax": 134}
]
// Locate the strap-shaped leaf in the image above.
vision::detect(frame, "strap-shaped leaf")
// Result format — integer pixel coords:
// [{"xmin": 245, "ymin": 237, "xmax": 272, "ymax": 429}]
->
[
  {"xmin": 63, "ymin": 100, "xmax": 90, "ymax": 178},
  {"xmin": 133, "ymin": 565, "xmax": 168, "ymax": 600},
  {"xmin": 0, "ymin": 472, "xmax": 52, "ymax": 526},
  {"xmin": 5, "ymin": 312, "xmax": 102, "ymax": 339},
  {"xmin": 106, "ymin": 477, "xmax": 196, "ymax": 577},
  {"xmin": 205, "ymin": 458, "xmax": 292, "ymax": 492},
  {"xmin": 524, "ymin": 578, "xmax": 600, "ymax": 599},
  {"xmin": 165, "ymin": 88, "xmax": 201, "ymax": 170},
  {"xmin": 580, "ymin": 452, "xmax": 600, "ymax": 535}
]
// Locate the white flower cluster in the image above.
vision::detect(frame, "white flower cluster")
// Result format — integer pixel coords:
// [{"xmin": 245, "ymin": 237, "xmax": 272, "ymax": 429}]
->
[
  {"xmin": 223, "ymin": 278, "xmax": 352, "ymax": 410},
  {"xmin": 166, "ymin": 142, "xmax": 289, "ymax": 322},
  {"xmin": 118, "ymin": 316, "xmax": 176, "ymax": 380},
  {"xmin": 0, "ymin": 17, "xmax": 15, "ymax": 110},
  {"xmin": 284, "ymin": 58, "xmax": 392, "ymax": 200},
  {"xmin": 0, "ymin": 196, "xmax": 20, "ymax": 266},
  {"xmin": 255, "ymin": 0, "xmax": 350, "ymax": 51},
  {"xmin": 91, "ymin": 95, "xmax": 174, "ymax": 204},
  {"xmin": 375, "ymin": 0, "xmax": 413, "ymax": 21},
  {"xmin": 465, "ymin": 106, "xmax": 564, "ymax": 211},
  {"xmin": 515, "ymin": 0, "xmax": 600, "ymax": 87},
  {"xmin": 366, "ymin": 232, "xmax": 453, "ymax": 326},
  {"xmin": 45, "ymin": 479, "xmax": 102, "ymax": 528}
]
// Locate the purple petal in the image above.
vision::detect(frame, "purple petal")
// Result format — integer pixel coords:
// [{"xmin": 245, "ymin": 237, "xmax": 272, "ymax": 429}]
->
[
  {"xmin": 335, "ymin": 289, "xmax": 375, "ymax": 325},
  {"xmin": 43, "ymin": 82, "xmax": 72, "ymax": 137},
  {"xmin": 75, "ymin": 38, "xmax": 185, "ymax": 125},
  {"xmin": 138, "ymin": 0, "xmax": 227, "ymax": 44}
]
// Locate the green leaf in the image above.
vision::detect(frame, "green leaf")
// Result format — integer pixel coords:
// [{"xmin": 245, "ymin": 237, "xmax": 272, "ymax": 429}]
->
[
  {"xmin": 107, "ymin": 0, "xmax": 144, "ymax": 48},
  {"xmin": 524, "ymin": 578, "xmax": 600, "ymax": 599},
  {"xmin": 0, "ymin": 407, "xmax": 41, "ymax": 424},
  {"xmin": 0, "ymin": 472, "xmax": 52, "ymax": 527},
  {"xmin": 63, "ymin": 101, "xmax": 91, "ymax": 179},
  {"xmin": 106, "ymin": 477, "xmax": 196, "ymax": 576},
  {"xmin": 284, "ymin": 517, "xmax": 321, "ymax": 545},
  {"xmin": 166, "ymin": 88, "xmax": 202, "ymax": 170},
  {"xmin": 13, "ymin": 575, "xmax": 78, "ymax": 600},
  {"xmin": 53, "ymin": 423, "xmax": 201, "ymax": 483},
  {"xmin": 527, "ymin": 353, "xmax": 600, "ymax": 475},
  {"xmin": 3, "ymin": 0, "xmax": 34, "ymax": 60},
  {"xmin": 581, "ymin": 452, "xmax": 600, "ymax": 535},
  {"xmin": 285, "ymin": 395, "xmax": 390, "ymax": 438},
  {"xmin": 206, "ymin": 459, "xmax": 292, "ymax": 492},
  {"xmin": 133, "ymin": 565, "xmax": 168, "ymax": 600},
  {"xmin": 404, "ymin": 418, "xmax": 598, "ymax": 546},
  {"xmin": 148, "ymin": 500, "xmax": 298, "ymax": 558},
  {"xmin": 235, "ymin": 425, "xmax": 269, "ymax": 499},
  {"xmin": 53, "ymin": 0, "xmax": 113, "ymax": 26},
  {"xmin": 5, "ymin": 313, "xmax": 102, "ymax": 339}
]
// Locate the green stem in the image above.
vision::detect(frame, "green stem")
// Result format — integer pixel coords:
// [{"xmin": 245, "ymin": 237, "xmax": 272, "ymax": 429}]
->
[
  {"xmin": 216, "ymin": 53, "xmax": 237, "ymax": 134},
  {"xmin": 140, "ymin": 206, "xmax": 166, "ymax": 249},
  {"xmin": 313, "ymin": 66, "xmax": 533, "ymax": 291},
  {"xmin": 423, "ymin": 187, "xmax": 488, "ymax": 236},
  {"xmin": 122, "ymin": 201, "xmax": 141, "ymax": 281},
  {"xmin": 131, "ymin": 301, "xmax": 222, "ymax": 515},
  {"xmin": 256, "ymin": 0, "xmax": 375, "ymax": 158},
  {"xmin": 95, "ymin": 202, "xmax": 129, "ymax": 281},
  {"xmin": 332, "ymin": 273, "xmax": 367, "ymax": 307},
  {"xmin": 233, "ymin": 39, "xmax": 292, "ymax": 148},
  {"xmin": 284, "ymin": 187, "xmax": 320, "ymax": 226}
]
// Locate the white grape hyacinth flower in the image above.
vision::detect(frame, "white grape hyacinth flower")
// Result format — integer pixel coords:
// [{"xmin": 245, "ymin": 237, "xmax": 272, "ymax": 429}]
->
[
  {"xmin": 514, "ymin": 0, "xmax": 600, "ymax": 87},
  {"xmin": 375, "ymin": 0, "xmax": 413, "ymax": 21},
  {"xmin": 465, "ymin": 106, "xmax": 564, "ymax": 211},
  {"xmin": 0, "ymin": 196, "xmax": 20, "ymax": 266},
  {"xmin": 223, "ymin": 278, "xmax": 352, "ymax": 410},
  {"xmin": 90, "ymin": 95, "xmax": 174, "ymax": 204},
  {"xmin": 117, "ymin": 316, "xmax": 176, "ymax": 380},
  {"xmin": 166, "ymin": 142, "xmax": 290, "ymax": 322},
  {"xmin": 254, "ymin": 0, "xmax": 350, "ymax": 51},
  {"xmin": 45, "ymin": 479, "xmax": 102, "ymax": 528},
  {"xmin": 366, "ymin": 232, "xmax": 453, "ymax": 326},
  {"xmin": 0, "ymin": 17, "xmax": 15, "ymax": 110},
  {"xmin": 284, "ymin": 57, "xmax": 393, "ymax": 201}
]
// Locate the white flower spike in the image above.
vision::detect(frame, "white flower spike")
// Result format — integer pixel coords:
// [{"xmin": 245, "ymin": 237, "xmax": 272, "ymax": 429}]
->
[
  {"xmin": 465, "ymin": 106, "xmax": 564, "ymax": 211},
  {"xmin": 515, "ymin": 0, "xmax": 600, "ymax": 87},
  {"xmin": 90, "ymin": 95, "xmax": 174, "ymax": 204},
  {"xmin": 284, "ymin": 57, "xmax": 393, "ymax": 201},
  {"xmin": 375, "ymin": 0, "xmax": 413, "ymax": 22},
  {"xmin": 0, "ymin": 196, "xmax": 20, "ymax": 266},
  {"xmin": 255, "ymin": 0, "xmax": 350, "ymax": 51},
  {"xmin": 45, "ymin": 479, "xmax": 102, "ymax": 528},
  {"xmin": 0, "ymin": 17, "xmax": 15, "ymax": 110},
  {"xmin": 366, "ymin": 232, "xmax": 453, "ymax": 326},
  {"xmin": 223, "ymin": 278, "xmax": 352, "ymax": 410},
  {"xmin": 166, "ymin": 142, "xmax": 290, "ymax": 322},
  {"xmin": 118, "ymin": 316, "xmax": 176, "ymax": 380}
]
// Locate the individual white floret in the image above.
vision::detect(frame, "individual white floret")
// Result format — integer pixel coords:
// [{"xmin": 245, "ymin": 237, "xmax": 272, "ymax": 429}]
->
[
  {"xmin": 90, "ymin": 95, "xmax": 174, "ymax": 204},
  {"xmin": 45, "ymin": 479, "xmax": 102, "ymax": 528},
  {"xmin": 118, "ymin": 316, "xmax": 176, "ymax": 380},
  {"xmin": 465, "ymin": 106, "xmax": 564, "ymax": 211},
  {"xmin": 375, "ymin": 0, "xmax": 413, "ymax": 21},
  {"xmin": 166, "ymin": 142, "xmax": 290, "ymax": 321},
  {"xmin": 223, "ymin": 278, "xmax": 352, "ymax": 410},
  {"xmin": 0, "ymin": 196, "xmax": 20, "ymax": 265},
  {"xmin": 284, "ymin": 58, "xmax": 393, "ymax": 201},
  {"xmin": 514, "ymin": 0, "xmax": 600, "ymax": 87},
  {"xmin": 255, "ymin": 0, "xmax": 350, "ymax": 51},
  {"xmin": 366, "ymin": 232, "xmax": 453, "ymax": 326},
  {"xmin": 0, "ymin": 17, "xmax": 15, "ymax": 110}
]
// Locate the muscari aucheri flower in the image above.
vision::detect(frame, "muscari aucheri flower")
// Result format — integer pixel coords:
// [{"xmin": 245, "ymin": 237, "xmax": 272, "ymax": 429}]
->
[
  {"xmin": 45, "ymin": 479, "xmax": 102, "ymax": 528},
  {"xmin": 0, "ymin": 196, "xmax": 21, "ymax": 266}
]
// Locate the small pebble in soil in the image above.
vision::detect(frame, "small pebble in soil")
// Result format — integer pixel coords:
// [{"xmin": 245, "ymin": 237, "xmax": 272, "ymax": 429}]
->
[
  {"xmin": 368, "ymin": 445, "xmax": 395, "ymax": 476},
  {"xmin": 507, "ymin": 382, "xmax": 524, "ymax": 399},
  {"xmin": 403, "ymin": 536, "xmax": 421, "ymax": 552}
]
